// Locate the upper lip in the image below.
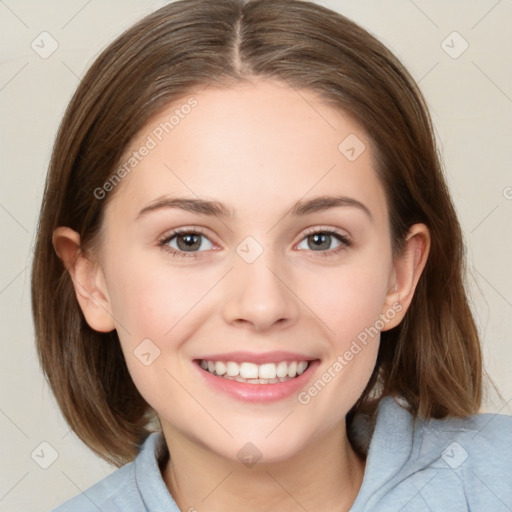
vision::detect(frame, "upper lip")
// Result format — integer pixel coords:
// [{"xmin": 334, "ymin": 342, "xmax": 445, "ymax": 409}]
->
[{"xmin": 196, "ymin": 351, "xmax": 316, "ymax": 364}]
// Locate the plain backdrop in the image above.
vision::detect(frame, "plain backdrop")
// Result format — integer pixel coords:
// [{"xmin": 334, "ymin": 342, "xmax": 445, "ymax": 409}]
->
[{"xmin": 1, "ymin": 1, "xmax": 511, "ymax": 510}]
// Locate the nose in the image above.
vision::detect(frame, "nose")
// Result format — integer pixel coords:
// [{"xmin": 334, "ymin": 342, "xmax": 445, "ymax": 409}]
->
[{"xmin": 221, "ymin": 256, "xmax": 299, "ymax": 332}]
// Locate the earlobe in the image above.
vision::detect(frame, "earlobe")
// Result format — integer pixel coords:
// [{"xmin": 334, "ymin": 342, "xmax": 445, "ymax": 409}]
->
[
  {"xmin": 381, "ymin": 224, "xmax": 430, "ymax": 330},
  {"xmin": 52, "ymin": 227, "xmax": 116, "ymax": 333}
]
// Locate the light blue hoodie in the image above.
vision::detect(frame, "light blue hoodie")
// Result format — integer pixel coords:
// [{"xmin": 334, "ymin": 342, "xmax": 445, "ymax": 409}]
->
[{"xmin": 52, "ymin": 396, "xmax": 512, "ymax": 511}]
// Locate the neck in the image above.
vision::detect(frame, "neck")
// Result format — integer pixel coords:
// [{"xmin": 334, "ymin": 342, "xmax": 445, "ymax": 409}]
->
[{"xmin": 162, "ymin": 421, "xmax": 366, "ymax": 512}]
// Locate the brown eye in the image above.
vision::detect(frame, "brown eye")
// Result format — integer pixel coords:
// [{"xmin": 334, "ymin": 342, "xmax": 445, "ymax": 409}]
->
[
  {"xmin": 297, "ymin": 231, "xmax": 348, "ymax": 252},
  {"xmin": 176, "ymin": 233, "xmax": 202, "ymax": 251},
  {"xmin": 164, "ymin": 232, "xmax": 213, "ymax": 252},
  {"xmin": 307, "ymin": 233, "xmax": 333, "ymax": 251}
]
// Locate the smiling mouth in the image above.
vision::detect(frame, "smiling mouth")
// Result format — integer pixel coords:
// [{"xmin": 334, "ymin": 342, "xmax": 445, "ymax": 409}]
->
[{"xmin": 197, "ymin": 359, "xmax": 311, "ymax": 384}]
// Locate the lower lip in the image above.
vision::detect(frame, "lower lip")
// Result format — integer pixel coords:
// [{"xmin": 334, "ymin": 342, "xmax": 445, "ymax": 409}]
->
[{"xmin": 194, "ymin": 360, "xmax": 320, "ymax": 403}]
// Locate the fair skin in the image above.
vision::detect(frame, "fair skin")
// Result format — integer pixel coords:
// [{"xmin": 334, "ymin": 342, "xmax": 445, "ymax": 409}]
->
[{"xmin": 54, "ymin": 80, "xmax": 429, "ymax": 511}]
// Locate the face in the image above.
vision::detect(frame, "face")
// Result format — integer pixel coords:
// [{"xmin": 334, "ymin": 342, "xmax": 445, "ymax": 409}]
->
[{"xmin": 91, "ymin": 81, "xmax": 402, "ymax": 463}]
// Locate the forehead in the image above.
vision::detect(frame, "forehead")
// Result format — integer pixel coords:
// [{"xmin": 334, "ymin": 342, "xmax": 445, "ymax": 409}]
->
[{"xmin": 105, "ymin": 80, "xmax": 387, "ymax": 223}]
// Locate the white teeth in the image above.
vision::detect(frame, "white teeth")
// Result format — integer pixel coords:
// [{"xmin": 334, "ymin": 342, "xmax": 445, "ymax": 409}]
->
[
  {"xmin": 287, "ymin": 361, "xmax": 297, "ymax": 378},
  {"xmin": 239, "ymin": 362, "xmax": 259, "ymax": 379},
  {"xmin": 223, "ymin": 376, "xmax": 281, "ymax": 384},
  {"xmin": 215, "ymin": 361, "xmax": 227, "ymax": 375},
  {"xmin": 199, "ymin": 359, "xmax": 311, "ymax": 383},
  {"xmin": 259, "ymin": 363, "xmax": 277, "ymax": 379},
  {"xmin": 226, "ymin": 361, "xmax": 239, "ymax": 377},
  {"xmin": 276, "ymin": 361, "xmax": 288, "ymax": 378}
]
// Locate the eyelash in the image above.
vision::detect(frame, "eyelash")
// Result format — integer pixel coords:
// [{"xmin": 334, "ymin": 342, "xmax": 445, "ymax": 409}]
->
[{"xmin": 157, "ymin": 227, "xmax": 351, "ymax": 259}]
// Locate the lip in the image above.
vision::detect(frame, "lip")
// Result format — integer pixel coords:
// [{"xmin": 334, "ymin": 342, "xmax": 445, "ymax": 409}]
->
[
  {"xmin": 194, "ymin": 356, "xmax": 320, "ymax": 403},
  {"xmin": 196, "ymin": 351, "xmax": 314, "ymax": 364}
]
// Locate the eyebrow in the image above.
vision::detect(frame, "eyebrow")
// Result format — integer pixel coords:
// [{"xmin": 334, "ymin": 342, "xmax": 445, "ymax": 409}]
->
[
  {"xmin": 136, "ymin": 197, "xmax": 235, "ymax": 220},
  {"xmin": 290, "ymin": 195, "xmax": 372, "ymax": 220},
  {"xmin": 136, "ymin": 195, "xmax": 372, "ymax": 221}
]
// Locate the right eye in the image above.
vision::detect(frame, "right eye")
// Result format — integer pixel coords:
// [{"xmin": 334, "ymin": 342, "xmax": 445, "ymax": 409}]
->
[{"xmin": 159, "ymin": 229, "xmax": 215, "ymax": 257}]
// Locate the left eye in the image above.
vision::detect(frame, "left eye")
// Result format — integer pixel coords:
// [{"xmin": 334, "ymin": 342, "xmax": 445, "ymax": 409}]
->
[
  {"xmin": 297, "ymin": 232, "xmax": 345, "ymax": 251},
  {"xmin": 166, "ymin": 232, "xmax": 213, "ymax": 252}
]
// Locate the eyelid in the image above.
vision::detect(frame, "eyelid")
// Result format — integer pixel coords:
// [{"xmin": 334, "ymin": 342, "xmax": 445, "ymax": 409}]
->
[
  {"xmin": 159, "ymin": 225, "xmax": 210, "ymax": 242},
  {"xmin": 298, "ymin": 226, "xmax": 351, "ymax": 245},
  {"xmin": 158, "ymin": 226, "xmax": 219, "ymax": 257}
]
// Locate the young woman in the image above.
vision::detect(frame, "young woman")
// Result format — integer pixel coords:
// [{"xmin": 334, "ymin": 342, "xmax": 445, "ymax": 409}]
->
[{"xmin": 32, "ymin": 0, "xmax": 512, "ymax": 510}]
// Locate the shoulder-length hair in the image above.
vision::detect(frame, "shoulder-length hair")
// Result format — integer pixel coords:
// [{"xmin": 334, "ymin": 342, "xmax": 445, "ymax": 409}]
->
[{"xmin": 32, "ymin": 0, "xmax": 482, "ymax": 466}]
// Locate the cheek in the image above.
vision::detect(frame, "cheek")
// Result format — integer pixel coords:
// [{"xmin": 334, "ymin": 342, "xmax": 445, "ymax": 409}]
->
[
  {"xmin": 105, "ymin": 253, "xmax": 221, "ymax": 340},
  {"xmin": 293, "ymin": 266, "xmax": 387, "ymax": 421},
  {"xmin": 297, "ymin": 259, "xmax": 391, "ymax": 344},
  {"xmin": 104, "ymin": 263, "xmax": 199, "ymax": 409},
  {"xmin": 103, "ymin": 255, "xmax": 226, "ymax": 398},
  {"xmin": 292, "ymin": 252, "xmax": 392, "ymax": 408}
]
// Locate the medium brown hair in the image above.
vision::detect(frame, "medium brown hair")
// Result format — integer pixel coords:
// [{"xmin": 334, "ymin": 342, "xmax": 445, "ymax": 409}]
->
[{"xmin": 32, "ymin": 0, "xmax": 482, "ymax": 466}]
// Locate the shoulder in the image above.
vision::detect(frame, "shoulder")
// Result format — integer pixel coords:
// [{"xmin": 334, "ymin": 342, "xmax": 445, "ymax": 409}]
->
[
  {"xmin": 51, "ymin": 433, "xmax": 178, "ymax": 512},
  {"xmin": 373, "ymin": 395, "xmax": 512, "ymax": 460},
  {"xmin": 352, "ymin": 397, "xmax": 512, "ymax": 512},
  {"xmin": 51, "ymin": 461, "xmax": 139, "ymax": 512},
  {"xmin": 416, "ymin": 405, "xmax": 512, "ymax": 509},
  {"xmin": 417, "ymin": 402, "xmax": 512, "ymax": 458}
]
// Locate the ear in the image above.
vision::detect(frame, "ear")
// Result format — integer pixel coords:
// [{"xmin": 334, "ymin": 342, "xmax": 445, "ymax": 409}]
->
[
  {"xmin": 52, "ymin": 227, "xmax": 116, "ymax": 333},
  {"xmin": 381, "ymin": 223, "xmax": 430, "ymax": 330}
]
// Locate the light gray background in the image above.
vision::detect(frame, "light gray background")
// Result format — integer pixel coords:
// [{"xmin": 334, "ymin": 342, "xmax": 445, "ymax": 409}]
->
[{"xmin": 1, "ymin": 1, "xmax": 511, "ymax": 510}]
